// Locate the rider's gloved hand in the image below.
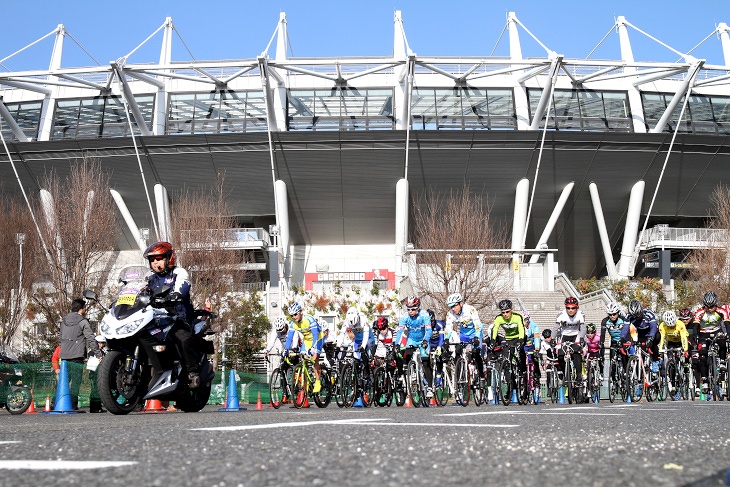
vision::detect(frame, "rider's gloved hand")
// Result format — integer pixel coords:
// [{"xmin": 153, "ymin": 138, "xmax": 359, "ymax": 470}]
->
[
  {"xmin": 683, "ymin": 351, "xmax": 689, "ymax": 359},
  {"xmin": 646, "ymin": 337, "xmax": 654, "ymax": 349},
  {"xmin": 471, "ymin": 337, "xmax": 480, "ymax": 348},
  {"xmin": 435, "ymin": 346, "xmax": 442, "ymax": 357}
]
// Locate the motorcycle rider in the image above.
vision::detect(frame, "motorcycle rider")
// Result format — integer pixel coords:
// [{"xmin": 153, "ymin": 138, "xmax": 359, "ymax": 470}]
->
[{"xmin": 143, "ymin": 241, "xmax": 200, "ymax": 389}]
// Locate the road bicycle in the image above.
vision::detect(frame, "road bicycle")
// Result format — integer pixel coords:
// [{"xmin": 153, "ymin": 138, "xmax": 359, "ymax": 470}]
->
[
  {"xmin": 373, "ymin": 349, "xmax": 407, "ymax": 407},
  {"xmin": 543, "ymin": 350, "xmax": 561, "ymax": 404},
  {"xmin": 663, "ymin": 347, "xmax": 688, "ymax": 401},
  {"xmin": 339, "ymin": 348, "xmax": 374, "ymax": 407},
  {"xmin": 405, "ymin": 345, "xmax": 429, "ymax": 407},
  {"xmin": 561, "ymin": 341, "xmax": 585, "ymax": 404},
  {"xmin": 705, "ymin": 333, "xmax": 727, "ymax": 401},
  {"xmin": 267, "ymin": 352, "xmax": 294, "ymax": 409},
  {"xmin": 291, "ymin": 353, "xmax": 332, "ymax": 408},
  {"xmin": 454, "ymin": 343, "xmax": 472, "ymax": 406},
  {"xmin": 585, "ymin": 354, "xmax": 602, "ymax": 403},
  {"xmin": 638, "ymin": 343, "xmax": 661, "ymax": 402},
  {"xmin": 429, "ymin": 349, "xmax": 445, "ymax": 407},
  {"xmin": 607, "ymin": 345, "xmax": 625, "ymax": 403},
  {"xmin": 438, "ymin": 348, "xmax": 458, "ymax": 406},
  {"xmin": 496, "ymin": 341, "xmax": 522, "ymax": 406}
]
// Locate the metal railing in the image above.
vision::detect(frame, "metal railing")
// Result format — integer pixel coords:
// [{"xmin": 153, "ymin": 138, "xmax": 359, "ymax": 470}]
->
[
  {"xmin": 639, "ymin": 226, "xmax": 727, "ymax": 250},
  {"xmin": 180, "ymin": 228, "xmax": 271, "ymax": 250}
]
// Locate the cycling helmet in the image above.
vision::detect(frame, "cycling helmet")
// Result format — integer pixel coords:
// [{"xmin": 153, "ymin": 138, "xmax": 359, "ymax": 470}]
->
[
  {"xmin": 662, "ymin": 310, "xmax": 677, "ymax": 327},
  {"xmin": 606, "ymin": 302, "xmax": 621, "ymax": 315},
  {"xmin": 446, "ymin": 293, "xmax": 463, "ymax": 308},
  {"xmin": 523, "ymin": 311, "xmax": 531, "ymax": 322},
  {"xmin": 287, "ymin": 302, "xmax": 303, "ymax": 316},
  {"xmin": 427, "ymin": 309, "xmax": 436, "ymax": 325},
  {"xmin": 405, "ymin": 296, "xmax": 421, "ymax": 309},
  {"xmin": 703, "ymin": 291, "xmax": 719, "ymax": 308},
  {"xmin": 273, "ymin": 316, "xmax": 288, "ymax": 333},
  {"xmin": 541, "ymin": 329, "xmax": 552, "ymax": 339},
  {"xmin": 375, "ymin": 317, "xmax": 389, "ymax": 331},
  {"xmin": 498, "ymin": 299, "xmax": 512, "ymax": 311},
  {"xmin": 565, "ymin": 297, "xmax": 579, "ymax": 307},
  {"xmin": 628, "ymin": 299, "xmax": 643, "ymax": 318},
  {"xmin": 586, "ymin": 323, "xmax": 596, "ymax": 334},
  {"xmin": 346, "ymin": 309, "xmax": 362, "ymax": 332},
  {"xmin": 143, "ymin": 241, "xmax": 176, "ymax": 271},
  {"xmin": 679, "ymin": 308, "xmax": 692, "ymax": 320}
]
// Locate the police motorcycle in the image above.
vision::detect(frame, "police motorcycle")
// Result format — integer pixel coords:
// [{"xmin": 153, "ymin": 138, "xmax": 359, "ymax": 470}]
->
[
  {"xmin": 83, "ymin": 265, "xmax": 216, "ymax": 415},
  {"xmin": 0, "ymin": 347, "xmax": 32, "ymax": 414}
]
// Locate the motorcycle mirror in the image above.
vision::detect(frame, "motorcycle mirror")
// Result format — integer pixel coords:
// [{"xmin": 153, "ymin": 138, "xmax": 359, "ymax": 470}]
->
[{"xmin": 83, "ymin": 289, "xmax": 98, "ymax": 301}]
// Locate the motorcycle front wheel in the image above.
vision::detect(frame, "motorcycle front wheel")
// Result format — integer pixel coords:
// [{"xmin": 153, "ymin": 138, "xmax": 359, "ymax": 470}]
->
[
  {"xmin": 5, "ymin": 387, "xmax": 32, "ymax": 415},
  {"xmin": 98, "ymin": 350, "xmax": 144, "ymax": 415},
  {"xmin": 175, "ymin": 379, "xmax": 212, "ymax": 412}
]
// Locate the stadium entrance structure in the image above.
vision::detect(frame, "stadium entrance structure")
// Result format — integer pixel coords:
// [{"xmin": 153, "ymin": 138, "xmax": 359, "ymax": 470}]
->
[{"xmin": 2, "ymin": 11, "xmax": 730, "ymax": 303}]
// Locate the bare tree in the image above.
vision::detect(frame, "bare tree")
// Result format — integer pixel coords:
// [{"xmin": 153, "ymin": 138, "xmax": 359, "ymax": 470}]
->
[
  {"xmin": 686, "ymin": 185, "xmax": 730, "ymax": 303},
  {"xmin": 26, "ymin": 158, "xmax": 118, "ymax": 357},
  {"xmin": 0, "ymin": 195, "xmax": 41, "ymax": 350},
  {"xmin": 170, "ymin": 173, "xmax": 262, "ymax": 369},
  {"xmin": 408, "ymin": 184, "xmax": 510, "ymax": 316}
]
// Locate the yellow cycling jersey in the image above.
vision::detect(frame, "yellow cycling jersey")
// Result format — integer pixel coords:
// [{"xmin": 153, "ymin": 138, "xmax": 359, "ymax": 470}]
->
[
  {"xmin": 291, "ymin": 314, "xmax": 320, "ymax": 349},
  {"xmin": 658, "ymin": 321, "xmax": 689, "ymax": 352}
]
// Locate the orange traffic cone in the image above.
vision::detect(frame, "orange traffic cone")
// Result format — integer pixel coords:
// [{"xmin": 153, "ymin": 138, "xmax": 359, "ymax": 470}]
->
[
  {"xmin": 429, "ymin": 396, "xmax": 438, "ymax": 407},
  {"xmin": 404, "ymin": 395, "xmax": 412, "ymax": 407},
  {"xmin": 24, "ymin": 390, "xmax": 38, "ymax": 414},
  {"xmin": 44, "ymin": 395, "xmax": 51, "ymax": 412},
  {"xmin": 256, "ymin": 391, "xmax": 263, "ymax": 410},
  {"xmin": 140, "ymin": 399, "xmax": 167, "ymax": 413}
]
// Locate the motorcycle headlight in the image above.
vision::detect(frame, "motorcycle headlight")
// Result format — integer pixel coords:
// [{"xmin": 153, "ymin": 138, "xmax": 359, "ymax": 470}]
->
[
  {"xmin": 116, "ymin": 318, "xmax": 145, "ymax": 335},
  {"xmin": 100, "ymin": 317, "xmax": 110, "ymax": 334}
]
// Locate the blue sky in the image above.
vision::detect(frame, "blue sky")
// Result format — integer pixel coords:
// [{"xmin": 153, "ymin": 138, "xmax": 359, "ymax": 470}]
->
[{"xmin": 1, "ymin": 0, "xmax": 728, "ymax": 71}]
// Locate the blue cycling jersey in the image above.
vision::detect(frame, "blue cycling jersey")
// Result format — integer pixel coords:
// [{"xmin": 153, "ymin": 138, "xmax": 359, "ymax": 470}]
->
[
  {"xmin": 430, "ymin": 320, "xmax": 445, "ymax": 349},
  {"xmin": 395, "ymin": 309, "xmax": 433, "ymax": 347},
  {"xmin": 621, "ymin": 309, "xmax": 658, "ymax": 341}
]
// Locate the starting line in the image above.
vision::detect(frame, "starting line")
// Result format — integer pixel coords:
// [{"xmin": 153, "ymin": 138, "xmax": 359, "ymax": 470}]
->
[
  {"xmin": 0, "ymin": 460, "xmax": 137, "ymax": 470},
  {"xmin": 193, "ymin": 418, "xmax": 519, "ymax": 431}
]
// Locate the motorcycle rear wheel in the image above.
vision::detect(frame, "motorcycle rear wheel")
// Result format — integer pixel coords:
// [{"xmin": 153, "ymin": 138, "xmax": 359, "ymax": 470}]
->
[
  {"xmin": 5, "ymin": 387, "xmax": 32, "ymax": 415},
  {"xmin": 98, "ymin": 350, "xmax": 144, "ymax": 415},
  {"xmin": 175, "ymin": 379, "xmax": 212, "ymax": 412}
]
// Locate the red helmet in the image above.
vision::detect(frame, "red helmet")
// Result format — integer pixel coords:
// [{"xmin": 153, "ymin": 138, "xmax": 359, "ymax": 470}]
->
[
  {"xmin": 405, "ymin": 296, "xmax": 421, "ymax": 309},
  {"xmin": 565, "ymin": 297, "xmax": 579, "ymax": 307},
  {"xmin": 375, "ymin": 317, "xmax": 389, "ymax": 331},
  {"xmin": 143, "ymin": 241, "xmax": 176, "ymax": 270}
]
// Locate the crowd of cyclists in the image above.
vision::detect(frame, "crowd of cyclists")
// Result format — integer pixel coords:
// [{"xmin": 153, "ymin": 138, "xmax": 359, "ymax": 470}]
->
[{"xmin": 264, "ymin": 290, "xmax": 730, "ymax": 408}]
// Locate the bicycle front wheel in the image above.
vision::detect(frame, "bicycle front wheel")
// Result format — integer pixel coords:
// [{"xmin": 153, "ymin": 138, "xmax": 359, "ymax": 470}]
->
[
  {"xmin": 497, "ymin": 360, "xmax": 512, "ymax": 406},
  {"xmin": 269, "ymin": 368, "xmax": 285, "ymax": 409},
  {"xmin": 314, "ymin": 369, "xmax": 332, "ymax": 408},
  {"xmin": 292, "ymin": 365, "xmax": 309, "ymax": 409},
  {"xmin": 455, "ymin": 357, "xmax": 470, "ymax": 407},
  {"xmin": 407, "ymin": 360, "xmax": 424, "ymax": 408},
  {"xmin": 626, "ymin": 356, "xmax": 643, "ymax": 403},
  {"xmin": 608, "ymin": 361, "xmax": 619, "ymax": 403},
  {"xmin": 340, "ymin": 363, "xmax": 356, "ymax": 408},
  {"xmin": 373, "ymin": 366, "xmax": 389, "ymax": 407}
]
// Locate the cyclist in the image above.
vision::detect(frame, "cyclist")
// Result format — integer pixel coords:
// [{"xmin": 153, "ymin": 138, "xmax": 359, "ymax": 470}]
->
[
  {"xmin": 428, "ymin": 310, "xmax": 446, "ymax": 387},
  {"xmin": 284, "ymin": 302, "xmax": 324, "ymax": 393},
  {"xmin": 446, "ymin": 292, "xmax": 485, "ymax": 387},
  {"xmin": 692, "ymin": 291, "xmax": 728, "ymax": 396},
  {"xmin": 339, "ymin": 307, "xmax": 371, "ymax": 362},
  {"xmin": 600, "ymin": 302, "xmax": 625, "ymax": 378},
  {"xmin": 555, "ymin": 297, "xmax": 585, "ymax": 384},
  {"xmin": 623, "ymin": 299, "xmax": 660, "ymax": 373},
  {"xmin": 373, "ymin": 317, "xmax": 393, "ymax": 366},
  {"xmin": 658, "ymin": 310, "xmax": 689, "ymax": 400},
  {"xmin": 539, "ymin": 328, "xmax": 558, "ymax": 386},
  {"xmin": 265, "ymin": 317, "xmax": 299, "ymax": 403},
  {"xmin": 524, "ymin": 312, "xmax": 541, "ymax": 398},
  {"xmin": 395, "ymin": 297, "xmax": 434, "ymax": 398},
  {"xmin": 583, "ymin": 324, "xmax": 602, "ymax": 377},
  {"xmin": 491, "ymin": 299, "xmax": 526, "ymax": 373}
]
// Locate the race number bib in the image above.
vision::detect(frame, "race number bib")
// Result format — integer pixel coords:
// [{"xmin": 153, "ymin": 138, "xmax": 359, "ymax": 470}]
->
[{"xmin": 116, "ymin": 293, "xmax": 136, "ymax": 306}]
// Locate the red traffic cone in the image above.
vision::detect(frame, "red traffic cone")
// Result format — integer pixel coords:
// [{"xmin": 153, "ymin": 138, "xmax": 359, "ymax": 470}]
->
[
  {"xmin": 404, "ymin": 395, "xmax": 412, "ymax": 407},
  {"xmin": 429, "ymin": 396, "xmax": 438, "ymax": 407},
  {"xmin": 24, "ymin": 390, "xmax": 38, "ymax": 414},
  {"xmin": 140, "ymin": 399, "xmax": 167, "ymax": 413},
  {"xmin": 44, "ymin": 395, "xmax": 52, "ymax": 413},
  {"xmin": 256, "ymin": 391, "xmax": 263, "ymax": 410}
]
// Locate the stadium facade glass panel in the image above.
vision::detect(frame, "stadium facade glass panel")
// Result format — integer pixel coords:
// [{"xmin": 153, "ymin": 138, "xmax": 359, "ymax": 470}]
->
[
  {"xmin": 51, "ymin": 94, "xmax": 154, "ymax": 140},
  {"xmin": 528, "ymin": 88, "xmax": 632, "ymax": 132},
  {"xmin": 0, "ymin": 100, "xmax": 42, "ymax": 141},
  {"xmin": 641, "ymin": 92, "xmax": 730, "ymax": 135},
  {"xmin": 411, "ymin": 87, "xmax": 516, "ymax": 130},
  {"xmin": 287, "ymin": 88, "xmax": 394, "ymax": 131},
  {"xmin": 168, "ymin": 90, "xmax": 268, "ymax": 135}
]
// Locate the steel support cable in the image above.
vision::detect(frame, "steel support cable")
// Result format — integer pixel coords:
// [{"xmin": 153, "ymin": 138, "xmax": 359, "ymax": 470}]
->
[
  {"xmin": 115, "ymin": 71, "xmax": 160, "ymax": 240},
  {"xmin": 0, "ymin": 28, "xmax": 58, "ymax": 65},
  {"xmin": 521, "ymin": 73, "xmax": 557, "ymax": 253}
]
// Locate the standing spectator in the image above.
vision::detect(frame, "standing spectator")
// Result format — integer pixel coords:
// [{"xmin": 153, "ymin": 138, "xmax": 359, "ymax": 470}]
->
[
  {"xmin": 59, "ymin": 298, "xmax": 102, "ymax": 410},
  {"xmin": 88, "ymin": 336, "xmax": 107, "ymax": 413}
]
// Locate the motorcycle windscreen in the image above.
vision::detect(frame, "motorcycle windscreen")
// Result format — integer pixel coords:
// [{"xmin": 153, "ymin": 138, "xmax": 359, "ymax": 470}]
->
[{"xmin": 112, "ymin": 280, "xmax": 151, "ymax": 320}]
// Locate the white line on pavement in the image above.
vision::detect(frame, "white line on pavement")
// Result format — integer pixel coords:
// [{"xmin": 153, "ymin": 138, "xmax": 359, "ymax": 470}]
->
[
  {"xmin": 0, "ymin": 441, "xmax": 21, "ymax": 445},
  {"xmin": 0, "ymin": 460, "xmax": 137, "ymax": 470},
  {"xmin": 439, "ymin": 410, "xmax": 625, "ymax": 417},
  {"xmin": 193, "ymin": 418, "xmax": 518, "ymax": 431}
]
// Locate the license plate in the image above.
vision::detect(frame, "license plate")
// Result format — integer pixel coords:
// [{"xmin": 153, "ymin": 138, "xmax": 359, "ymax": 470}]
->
[{"xmin": 116, "ymin": 294, "xmax": 136, "ymax": 306}]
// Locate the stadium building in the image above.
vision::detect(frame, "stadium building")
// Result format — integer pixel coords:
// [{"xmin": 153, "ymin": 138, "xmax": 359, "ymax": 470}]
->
[{"xmin": 2, "ymin": 11, "xmax": 730, "ymax": 319}]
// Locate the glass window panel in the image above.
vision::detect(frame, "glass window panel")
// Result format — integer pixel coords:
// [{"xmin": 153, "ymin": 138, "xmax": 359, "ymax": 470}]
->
[
  {"xmin": 603, "ymin": 92, "xmax": 630, "ymax": 118},
  {"xmin": 711, "ymin": 96, "xmax": 730, "ymax": 123},
  {"xmin": 433, "ymin": 89, "xmax": 462, "ymax": 117},
  {"xmin": 578, "ymin": 90, "xmax": 603, "ymax": 119},
  {"xmin": 462, "ymin": 88, "xmax": 487, "ymax": 117},
  {"xmin": 169, "ymin": 94, "xmax": 197, "ymax": 122},
  {"xmin": 411, "ymin": 90, "xmax": 437, "ymax": 116},
  {"xmin": 641, "ymin": 93, "xmax": 666, "ymax": 121},
  {"xmin": 288, "ymin": 91, "xmax": 316, "ymax": 117},
  {"xmin": 486, "ymin": 89, "xmax": 514, "ymax": 117},
  {"xmin": 315, "ymin": 89, "xmax": 340, "ymax": 117},
  {"xmin": 688, "ymin": 94, "xmax": 713, "ymax": 122},
  {"xmin": 553, "ymin": 90, "xmax": 580, "ymax": 119}
]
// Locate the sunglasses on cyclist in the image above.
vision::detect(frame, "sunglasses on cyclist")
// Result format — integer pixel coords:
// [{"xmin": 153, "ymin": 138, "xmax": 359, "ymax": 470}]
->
[
  {"xmin": 566, "ymin": 306, "xmax": 578, "ymax": 310},
  {"xmin": 407, "ymin": 306, "xmax": 419, "ymax": 311}
]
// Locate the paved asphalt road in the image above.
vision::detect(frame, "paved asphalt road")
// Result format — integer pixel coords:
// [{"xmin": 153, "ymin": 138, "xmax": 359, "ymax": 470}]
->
[{"xmin": 0, "ymin": 400, "xmax": 727, "ymax": 486}]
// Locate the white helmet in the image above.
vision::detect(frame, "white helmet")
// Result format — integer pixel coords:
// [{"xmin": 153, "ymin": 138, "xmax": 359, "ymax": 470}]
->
[
  {"xmin": 662, "ymin": 310, "xmax": 677, "ymax": 327},
  {"xmin": 446, "ymin": 293, "xmax": 463, "ymax": 308},
  {"xmin": 273, "ymin": 316, "xmax": 288, "ymax": 333},
  {"xmin": 346, "ymin": 308, "xmax": 363, "ymax": 332},
  {"xmin": 606, "ymin": 302, "xmax": 621, "ymax": 315}
]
